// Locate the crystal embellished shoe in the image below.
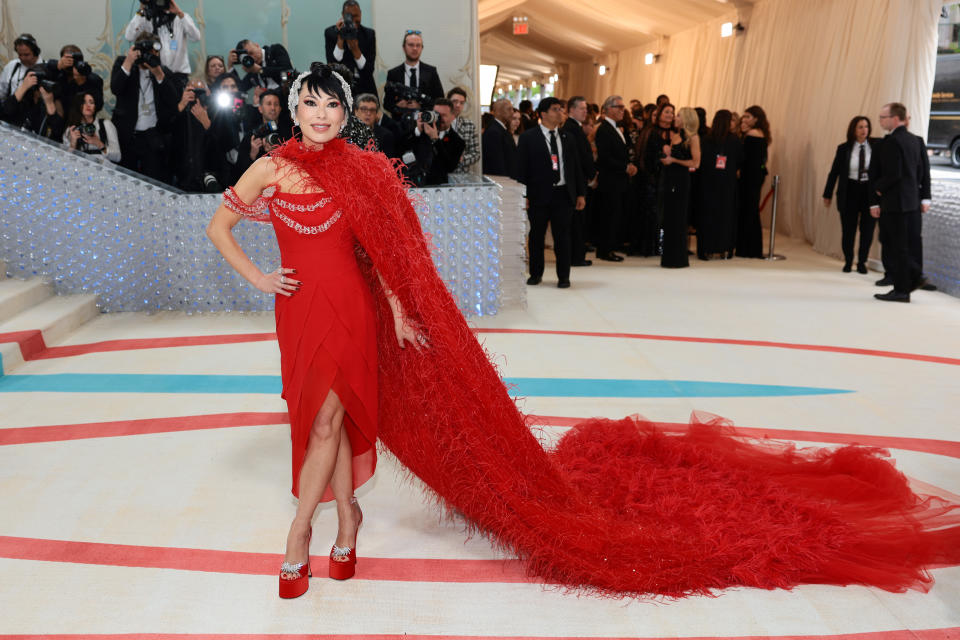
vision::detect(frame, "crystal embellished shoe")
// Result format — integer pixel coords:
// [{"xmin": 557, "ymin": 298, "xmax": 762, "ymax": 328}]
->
[
  {"xmin": 329, "ymin": 497, "xmax": 362, "ymax": 581},
  {"xmin": 279, "ymin": 527, "xmax": 312, "ymax": 599}
]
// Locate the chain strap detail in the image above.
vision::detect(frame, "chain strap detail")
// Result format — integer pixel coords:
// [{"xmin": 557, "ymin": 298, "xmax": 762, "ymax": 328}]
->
[{"xmin": 273, "ymin": 208, "xmax": 343, "ymax": 235}]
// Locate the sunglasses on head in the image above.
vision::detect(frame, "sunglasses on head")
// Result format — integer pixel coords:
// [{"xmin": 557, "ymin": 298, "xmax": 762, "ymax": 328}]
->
[{"xmin": 405, "ymin": 29, "xmax": 422, "ymax": 35}]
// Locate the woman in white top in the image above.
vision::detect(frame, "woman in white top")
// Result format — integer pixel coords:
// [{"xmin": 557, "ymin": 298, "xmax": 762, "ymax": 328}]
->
[{"xmin": 63, "ymin": 90, "xmax": 121, "ymax": 164}]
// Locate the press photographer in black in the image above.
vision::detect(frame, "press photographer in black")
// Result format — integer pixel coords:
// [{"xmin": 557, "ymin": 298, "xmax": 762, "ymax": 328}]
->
[
  {"xmin": 124, "ymin": 0, "xmax": 201, "ymax": 92},
  {"xmin": 110, "ymin": 32, "xmax": 178, "ymax": 182},
  {"xmin": 0, "ymin": 33, "xmax": 43, "ymax": 110},
  {"xmin": 64, "ymin": 90, "xmax": 121, "ymax": 164},
  {"xmin": 228, "ymin": 38, "xmax": 292, "ymax": 93},
  {"xmin": 168, "ymin": 79, "xmax": 213, "ymax": 191},
  {"xmin": 354, "ymin": 93, "xmax": 396, "ymax": 158},
  {"xmin": 205, "ymin": 73, "xmax": 259, "ymax": 190},
  {"xmin": 324, "ymin": 0, "xmax": 377, "ymax": 98},
  {"xmin": 2, "ymin": 61, "xmax": 63, "ymax": 139},
  {"xmin": 237, "ymin": 89, "xmax": 288, "ymax": 174},
  {"xmin": 389, "ymin": 84, "xmax": 463, "ymax": 186},
  {"xmin": 47, "ymin": 45, "xmax": 104, "ymax": 120}
]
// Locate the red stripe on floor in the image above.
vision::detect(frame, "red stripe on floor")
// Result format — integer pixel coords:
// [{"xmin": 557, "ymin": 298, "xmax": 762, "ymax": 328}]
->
[
  {"xmin": 0, "ymin": 329, "xmax": 47, "ymax": 361},
  {"xmin": 0, "ymin": 412, "xmax": 288, "ymax": 446},
  {"xmin": 0, "ymin": 535, "xmax": 529, "ymax": 583},
  {"xmin": 8, "ymin": 329, "xmax": 958, "ymax": 366},
  {"xmin": 3, "ymin": 413, "xmax": 959, "ymax": 461},
  {"xmin": 0, "ymin": 629, "xmax": 958, "ymax": 640},
  {"xmin": 476, "ymin": 328, "xmax": 960, "ymax": 366},
  {"xmin": 30, "ymin": 332, "xmax": 278, "ymax": 360}
]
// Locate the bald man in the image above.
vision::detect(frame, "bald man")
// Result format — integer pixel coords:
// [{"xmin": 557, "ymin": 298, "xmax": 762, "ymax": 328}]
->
[{"xmin": 481, "ymin": 99, "xmax": 517, "ymax": 178}]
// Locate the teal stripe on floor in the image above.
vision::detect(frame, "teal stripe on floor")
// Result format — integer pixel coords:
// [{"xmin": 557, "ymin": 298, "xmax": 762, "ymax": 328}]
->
[{"xmin": 0, "ymin": 373, "xmax": 851, "ymax": 397}]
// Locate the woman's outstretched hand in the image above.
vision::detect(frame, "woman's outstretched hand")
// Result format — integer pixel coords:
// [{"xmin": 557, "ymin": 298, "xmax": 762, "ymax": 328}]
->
[
  {"xmin": 394, "ymin": 314, "xmax": 429, "ymax": 351},
  {"xmin": 255, "ymin": 267, "xmax": 301, "ymax": 296}
]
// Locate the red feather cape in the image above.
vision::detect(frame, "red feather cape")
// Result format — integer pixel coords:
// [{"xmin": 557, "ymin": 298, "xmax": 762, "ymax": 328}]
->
[{"xmin": 270, "ymin": 137, "xmax": 960, "ymax": 599}]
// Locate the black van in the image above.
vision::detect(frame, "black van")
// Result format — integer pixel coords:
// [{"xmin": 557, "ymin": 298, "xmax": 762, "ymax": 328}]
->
[{"xmin": 929, "ymin": 52, "xmax": 960, "ymax": 167}]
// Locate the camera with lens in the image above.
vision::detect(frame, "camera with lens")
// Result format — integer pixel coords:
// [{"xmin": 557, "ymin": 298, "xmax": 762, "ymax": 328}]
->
[
  {"xmin": 140, "ymin": 0, "xmax": 172, "ymax": 20},
  {"xmin": 213, "ymin": 90, "xmax": 245, "ymax": 114},
  {"xmin": 384, "ymin": 81, "xmax": 436, "ymax": 129},
  {"xmin": 134, "ymin": 39, "xmax": 162, "ymax": 67},
  {"xmin": 234, "ymin": 42, "xmax": 255, "ymax": 69},
  {"xmin": 202, "ymin": 171, "xmax": 223, "ymax": 193},
  {"xmin": 190, "ymin": 87, "xmax": 210, "ymax": 108},
  {"xmin": 339, "ymin": 10, "xmax": 359, "ymax": 41},
  {"xmin": 253, "ymin": 120, "xmax": 281, "ymax": 147},
  {"xmin": 69, "ymin": 52, "xmax": 93, "ymax": 77},
  {"xmin": 280, "ymin": 69, "xmax": 300, "ymax": 87},
  {"xmin": 29, "ymin": 66, "xmax": 57, "ymax": 92},
  {"xmin": 78, "ymin": 122, "xmax": 97, "ymax": 136}
]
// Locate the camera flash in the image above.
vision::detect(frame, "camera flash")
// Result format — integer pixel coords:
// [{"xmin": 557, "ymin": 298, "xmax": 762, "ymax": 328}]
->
[{"xmin": 216, "ymin": 91, "xmax": 232, "ymax": 108}]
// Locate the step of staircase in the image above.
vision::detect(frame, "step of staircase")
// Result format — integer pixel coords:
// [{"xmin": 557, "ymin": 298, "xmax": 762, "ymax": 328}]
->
[
  {"xmin": 0, "ymin": 291, "xmax": 100, "ymax": 375},
  {"xmin": 0, "ymin": 277, "xmax": 53, "ymax": 326}
]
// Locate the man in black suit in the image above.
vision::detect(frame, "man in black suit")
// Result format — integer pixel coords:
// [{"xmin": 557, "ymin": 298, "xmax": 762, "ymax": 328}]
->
[
  {"xmin": 110, "ymin": 33, "xmax": 179, "ymax": 183},
  {"xmin": 385, "ymin": 31, "xmax": 443, "ymax": 103},
  {"xmin": 822, "ymin": 116, "xmax": 882, "ymax": 273},
  {"xmin": 869, "ymin": 103, "xmax": 931, "ymax": 303},
  {"xmin": 481, "ymin": 98, "xmax": 517, "ymax": 178},
  {"xmin": 324, "ymin": 0, "xmax": 377, "ymax": 99},
  {"xmin": 562, "ymin": 96, "xmax": 597, "ymax": 266},
  {"xmin": 516, "ymin": 97, "xmax": 586, "ymax": 288},
  {"xmin": 594, "ymin": 95, "xmax": 636, "ymax": 261},
  {"xmin": 229, "ymin": 39, "xmax": 293, "ymax": 93}
]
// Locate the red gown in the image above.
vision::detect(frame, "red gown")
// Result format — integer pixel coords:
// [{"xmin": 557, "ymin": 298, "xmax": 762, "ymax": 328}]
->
[{"xmin": 222, "ymin": 137, "xmax": 960, "ymax": 600}]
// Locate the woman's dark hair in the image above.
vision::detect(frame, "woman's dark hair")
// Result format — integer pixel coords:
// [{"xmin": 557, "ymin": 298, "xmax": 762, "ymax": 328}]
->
[
  {"xmin": 709, "ymin": 109, "xmax": 734, "ymax": 143},
  {"xmin": 695, "ymin": 107, "xmax": 708, "ymax": 135},
  {"xmin": 212, "ymin": 71, "xmax": 240, "ymax": 91},
  {"xmin": 744, "ymin": 105, "xmax": 772, "ymax": 144},
  {"xmin": 297, "ymin": 62, "xmax": 349, "ymax": 109},
  {"xmin": 845, "ymin": 115, "xmax": 871, "ymax": 144},
  {"xmin": 654, "ymin": 102, "xmax": 675, "ymax": 129},
  {"xmin": 66, "ymin": 90, "xmax": 103, "ymax": 128}
]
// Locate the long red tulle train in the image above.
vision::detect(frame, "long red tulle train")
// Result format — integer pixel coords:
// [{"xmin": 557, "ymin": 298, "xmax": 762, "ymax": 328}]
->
[{"xmin": 269, "ymin": 137, "xmax": 960, "ymax": 599}]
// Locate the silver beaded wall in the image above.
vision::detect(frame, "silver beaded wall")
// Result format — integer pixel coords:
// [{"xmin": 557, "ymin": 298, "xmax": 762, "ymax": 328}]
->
[
  {"xmin": 0, "ymin": 124, "xmax": 527, "ymax": 315},
  {"xmin": 926, "ymin": 181, "xmax": 960, "ymax": 297}
]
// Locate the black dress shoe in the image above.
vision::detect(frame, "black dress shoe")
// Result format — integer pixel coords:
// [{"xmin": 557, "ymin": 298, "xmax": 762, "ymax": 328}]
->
[
  {"xmin": 911, "ymin": 277, "xmax": 937, "ymax": 292},
  {"xmin": 920, "ymin": 282, "xmax": 937, "ymax": 291},
  {"xmin": 875, "ymin": 276, "xmax": 893, "ymax": 287},
  {"xmin": 571, "ymin": 260, "xmax": 592, "ymax": 267},
  {"xmin": 842, "ymin": 264, "xmax": 852, "ymax": 273},
  {"xmin": 874, "ymin": 290, "xmax": 910, "ymax": 303},
  {"xmin": 597, "ymin": 252, "xmax": 624, "ymax": 262},
  {"xmin": 557, "ymin": 280, "xmax": 571, "ymax": 289},
  {"xmin": 856, "ymin": 263, "xmax": 868, "ymax": 274},
  {"xmin": 697, "ymin": 253, "xmax": 709, "ymax": 261},
  {"xmin": 526, "ymin": 276, "xmax": 541, "ymax": 285}
]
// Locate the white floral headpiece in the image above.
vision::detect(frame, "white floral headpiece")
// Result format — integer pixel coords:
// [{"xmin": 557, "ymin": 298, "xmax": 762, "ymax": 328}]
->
[{"xmin": 288, "ymin": 68, "xmax": 354, "ymax": 131}]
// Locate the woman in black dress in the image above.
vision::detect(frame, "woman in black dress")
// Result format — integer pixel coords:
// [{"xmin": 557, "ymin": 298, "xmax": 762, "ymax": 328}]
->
[
  {"xmin": 659, "ymin": 106, "xmax": 701, "ymax": 268},
  {"xmin": 735, "ymin": 105, "xmax": 771, "ymax": 258},
  {"xmin": 635, "ymin": 103, "xmax": 675, "ymax": 256},
  {"xmin": 697, "ymin": 110, "xmax": 743, "ymax": 259}
]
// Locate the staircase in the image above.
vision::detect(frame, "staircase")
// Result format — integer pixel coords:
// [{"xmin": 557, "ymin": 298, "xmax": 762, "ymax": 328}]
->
[{"xmin": 0, "ymin": 261, "xmax": 100, "ymax": 375}]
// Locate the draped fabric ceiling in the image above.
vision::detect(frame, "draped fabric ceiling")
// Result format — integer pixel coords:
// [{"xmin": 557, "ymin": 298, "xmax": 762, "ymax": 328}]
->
[
  {"xmin": 480, "ymin": 0, "xmax": 944, "ymax": 260},
  {"xmin": 479, "ymin": 0, "xmax": 755, "ymax": 85}
]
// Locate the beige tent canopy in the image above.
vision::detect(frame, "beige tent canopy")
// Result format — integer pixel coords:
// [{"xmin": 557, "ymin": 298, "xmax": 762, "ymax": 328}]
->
[{"xmin": 480, "ymin": 0, "xmax": 944, "ymax": 260}]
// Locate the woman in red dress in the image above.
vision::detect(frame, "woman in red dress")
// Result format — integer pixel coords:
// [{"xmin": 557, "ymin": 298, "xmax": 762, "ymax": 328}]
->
[{"xmin": 208, "ymin": 64, "xmax": 960, "ymax": 601}]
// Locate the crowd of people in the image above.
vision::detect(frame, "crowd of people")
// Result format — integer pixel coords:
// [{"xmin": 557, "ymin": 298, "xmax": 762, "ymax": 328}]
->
[
  {"xmin": 481, "ymin": 92, "xmax": 772, "ymax": 285},
  {"xmin": 0, "ymin": 0, "xmax": 481, "ymax": 191}
]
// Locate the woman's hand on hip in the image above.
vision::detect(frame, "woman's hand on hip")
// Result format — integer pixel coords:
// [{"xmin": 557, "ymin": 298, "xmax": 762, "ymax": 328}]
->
[{"xmin": 256, "ymin": 267, "xmax": 301, "ymax": 296}]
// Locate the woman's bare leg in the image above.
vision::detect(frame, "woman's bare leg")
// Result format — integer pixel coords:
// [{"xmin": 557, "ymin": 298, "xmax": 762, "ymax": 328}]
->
[
  {"xmin": 282, "ymin": 388, "xmax": 344, "ymax": 577},
  {"xmin": 329, "ymin": 427, "xmax": 362, "ymax": 554}
]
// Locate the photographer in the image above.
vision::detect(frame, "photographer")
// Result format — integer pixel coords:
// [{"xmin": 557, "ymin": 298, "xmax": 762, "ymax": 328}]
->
[
  {"xmin": 1, "ymin": 63, "xmax": 64, "ymax": 140},
  {"xmin": 447, "ymin": 86, "xmax": 479, "ymax": 174},
  {"xmin": 237, "ymin": 89, "xmax": 288, "ymax": 174},
  {"xmin": 393, "ymin": 93, "xmax": 463, "ymax": 186},
  {"xmin": 0, "ymin": 34, "xmax": 43, "ymax": 110},
  {"xmin": 169, "ymin": 80, "xmax": 212, "ymax": 191},
  {"xmin": 354, "ymin": 93, "xmax": 395, "ymax": 158},
  {"xmin": 124, "ymin": 0, "xmax": 200, "ymax": 91},
  {"xmin": 228, "ymin": 39, "xmax": 292, "ymax": 93},
  {"xmin": 110, "ymin": 31, "xmax": 178, "ymax": 182},
  {"xmin": 324, "ymin": 0, "xmax": 377, "ymax": 98},
  {"xmin": 48, "ymin": 45, "xmax": 104, "ymax": 118},
  {"xmin": 205, "ymin": 73, "xmax": 259, "ymax": 189},
  {"xmin": 63, "ymin": 90, "xmax": 120, "ymax": 163},
  {"xmin": 386, "ymin": 31, "xmax": 444, "ymax": 103}
]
